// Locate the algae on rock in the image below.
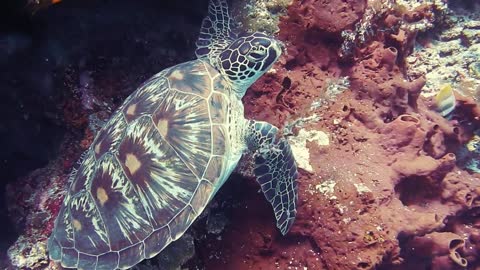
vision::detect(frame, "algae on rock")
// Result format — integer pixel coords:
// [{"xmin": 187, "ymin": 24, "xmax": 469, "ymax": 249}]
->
[{"xmin": 232, "ymin": 0, "xmax": 293, "ymax": 35}]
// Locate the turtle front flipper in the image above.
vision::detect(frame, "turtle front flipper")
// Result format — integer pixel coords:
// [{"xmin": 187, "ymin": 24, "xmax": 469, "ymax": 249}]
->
[
  {"xmin": 195, "ymin": 0, "xmax": 236, "ymax": 60},
  {"xmin": 245, "ymin": 120, "xmax": 298, "ymax": 235}
]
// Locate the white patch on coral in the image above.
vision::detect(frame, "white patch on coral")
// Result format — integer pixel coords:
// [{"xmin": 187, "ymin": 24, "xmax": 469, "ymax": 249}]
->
[
  {"xmin": 336, "ymin": 204, "xmax": 347, "ymax": 215},
  {"xmin": 395, "ymin": 0, "xmax": 447, "ymax": 12},
  {"xmin": 288, "ymin": 129, "xmax": 330, "ymax": 172},
  {"xmin": 8, "ymin": 238, "xmax": 48, "ymax": 269},
  {"xmin": 267, "ymin": 68, "xmax": 277, "ymax": 74},
  {"xmin": 289, "ymin": 144, "xmax": 313, "ymax": 172},
  {"xmin": 315, "ymin": 179, "xmax": 337, "ymax": 200},
  {"xmin": 303, "ymin": 129, "xmax": 330, "ymax": 146},
  {"xmin": 324, "ymin": 76, "xmax": 350, "ymax": 100},
  {"xmin": 354, "ymin": 183, "xmax": 372, "ymax": 194}
]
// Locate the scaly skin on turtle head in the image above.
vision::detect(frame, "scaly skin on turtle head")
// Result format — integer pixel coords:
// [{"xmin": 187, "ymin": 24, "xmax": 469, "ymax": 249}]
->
[
  {"xmin": 195, "ymin": 0, "xmax": 283, "ymax": 98},
  {"xmin": 216, "ymin": 32, "xmax": 283, "ymax": 98}
]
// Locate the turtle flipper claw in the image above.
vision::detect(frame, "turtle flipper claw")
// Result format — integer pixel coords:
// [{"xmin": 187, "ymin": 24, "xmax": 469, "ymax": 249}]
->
[{"xmin": 246, "ymin": 120, "xmax": 299, "ymax": 235}]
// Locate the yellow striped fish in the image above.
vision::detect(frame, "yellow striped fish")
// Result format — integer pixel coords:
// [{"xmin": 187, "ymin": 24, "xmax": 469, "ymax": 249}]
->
[
  {"xmin": 466, "ymin": 134, "xmax": 480, "ymax": 152},
  {"xmin": 435, "ymin": 83, "xmax": 456, "ymax": 117}
]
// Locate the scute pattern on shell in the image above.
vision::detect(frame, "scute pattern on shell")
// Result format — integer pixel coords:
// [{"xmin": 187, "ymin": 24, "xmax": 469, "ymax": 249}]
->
[
  {"xmin": 91, "ymin": 153, "xmax": 153, "ymax": 251},
  {"xmin": 69, "ymin": 191, "xmax": 110, "ymax": 254},
  {"xmin": 48, "ymin": 59, "xmax": 235, "ymax": 269},
  {"xmin": 151, "ymin": 90, "xmax": 212, "ymax": 179},
  {"xmin": 122, "ymin": 77, "xmax": 169, "ymax": 123},
  {"xmin": 117, "ymin": 116, "xmax": 198, "ymax": 228},
  {"xmin": 93, "ymin": 111, "xmax": 128, "ymax": 160}
]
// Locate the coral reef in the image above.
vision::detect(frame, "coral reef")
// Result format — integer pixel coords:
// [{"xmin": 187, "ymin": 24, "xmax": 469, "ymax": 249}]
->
[
  {"xmin": 231, "ymin": 0, "xmax": 292, "ymax": 34},
  {"xmin": 406, "ymin": 1, "xmax": 480, "ymax": 98},
  {"xmin": 6, "ymin": 136, "xmax": 82, "ymax": 269},
  {"xmin": 456, "ymin": 133, "xmax": 480, "ymax": 173},
  {"xmin": 339, "ymin": 0, "xmax": 448, "ymax": 61},
  {"xmin": 203, "ymin": 0, "xmax": 480, "ymax": 270}
]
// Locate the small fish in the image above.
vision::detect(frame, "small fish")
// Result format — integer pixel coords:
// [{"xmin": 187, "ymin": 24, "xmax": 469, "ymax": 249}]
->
[
  {"xmin": 434, "ymin": 83, "xmax": 456, "ymax": 117},
  {"xmin": 457, "ymin": 134, "xmax": 480, "ymax": 173},
  {"xmin": 466, "ymin": 134, "xmax": 480, "ymax": 153},
  {"xmin": 25, "ymin": 0, "xmax": 62, "ymax": 14}
]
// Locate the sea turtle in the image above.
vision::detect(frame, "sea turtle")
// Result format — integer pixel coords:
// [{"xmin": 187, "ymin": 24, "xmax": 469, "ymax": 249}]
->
[{"xmin": 47, "ymin": 0, "xmax": 298, "ymax": 269}]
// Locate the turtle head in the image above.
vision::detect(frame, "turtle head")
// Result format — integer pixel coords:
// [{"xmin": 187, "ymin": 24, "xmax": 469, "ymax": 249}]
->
[{"xmin": 217, "ymin": 32, "xmax": 283, "ymax": 98}]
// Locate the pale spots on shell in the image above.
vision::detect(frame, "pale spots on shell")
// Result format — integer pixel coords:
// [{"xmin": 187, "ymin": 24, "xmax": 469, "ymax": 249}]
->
[
  {"xmin": 94, "ymin": 142, "xmax": 101, "ymax": 155},
  {"xmin": 156, "ymin": 119, "xmax": 169, "ymax": 138},
  {"xmin": 96, "ymin": 187, "xmax": 109, "ymax": 206},
  {"xmin": 73, "ymin": 219, "xmax": 82, "ymax": 231},
  {"xmin": 126, "ymin": 103, "xmax": 137, "ymax": 116},
  {"xmin": 125, "ymin": 153, "xmax": 142, "ymax": 175},
  {"xmin": 170, "ymin": 70, "xmax": 184, "ymax": 80}
]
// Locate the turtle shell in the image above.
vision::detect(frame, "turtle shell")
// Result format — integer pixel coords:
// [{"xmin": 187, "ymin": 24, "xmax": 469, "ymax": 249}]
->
[{"xmin": 48, "ymin": 60, "xmax": 236, "ymax": 269}]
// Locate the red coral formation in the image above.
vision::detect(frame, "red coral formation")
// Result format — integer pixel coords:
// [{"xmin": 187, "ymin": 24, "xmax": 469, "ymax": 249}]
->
[
  {"xmin": 203, "ymin": 1, "xmax": 480, "ymax": 270},
  {"xmin": 243, "ymin": 0, "xmax": 365, "ymax": 126},
  {"xmin": 288, "ymin": 0, "xmax": 366, "ymax": 33}
]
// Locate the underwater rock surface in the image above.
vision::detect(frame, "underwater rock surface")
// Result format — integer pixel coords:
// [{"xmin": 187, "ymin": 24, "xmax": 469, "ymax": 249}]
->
[{"xmin": 3, "ymin": 0, "xmax": 480, "ymax": 270}]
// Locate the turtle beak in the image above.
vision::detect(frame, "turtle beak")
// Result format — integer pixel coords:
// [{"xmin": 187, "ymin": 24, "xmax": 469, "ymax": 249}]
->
[
  {"xmin": 271, "ymin": 39, "xmax": 284, "ymax": 58},
  {"xmin": 260, "ymin": 39, "xmax": 283, "ymax": 72},
  {"xmin": 277, "ymin": 40, "xmax": 286, "ymax": 53}
]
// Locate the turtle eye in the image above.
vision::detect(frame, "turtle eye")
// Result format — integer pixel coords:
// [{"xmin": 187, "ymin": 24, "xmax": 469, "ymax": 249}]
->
[
  {"xmin": 246, "ymin": 49, "xmax": 266, "ymax": 62},
  {"xmin": 238, "ymin": 42, "xmax": 251, "ymax": 55}
]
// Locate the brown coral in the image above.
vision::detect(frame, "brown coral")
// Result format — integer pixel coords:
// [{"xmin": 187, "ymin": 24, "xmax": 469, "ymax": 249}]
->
[
  {"xmin": 220, "ymin": 1, "xmax": 480, "ymax": 269},
  {"xmin": 406, "ymin": 232, "xmax": 468, "ymax": 268},
  {"xmin": 290, "ymin": 0, "xmax": 367, "ymax": 33}
]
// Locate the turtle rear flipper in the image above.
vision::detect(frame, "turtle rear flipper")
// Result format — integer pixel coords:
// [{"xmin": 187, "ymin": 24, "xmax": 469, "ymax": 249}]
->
[
  {"xmin": 195, "ymin": 0, "xmax": 236, "ymax": 60},
  {"xmin": 246, "ymin": 120, "xmax": 298, "ymax": 235}
]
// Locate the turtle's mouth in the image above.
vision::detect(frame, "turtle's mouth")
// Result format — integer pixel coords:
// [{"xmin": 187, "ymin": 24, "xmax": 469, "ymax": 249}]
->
[
  {"xmin": 260, "ymin": 40, "xmax": 283, "ymax": 72},
  {"xmin": 275, "ymin": 40, "xmax": 286, "ymax": 54},
  {"xmin": 271, "ymin": 39, "xmax": 284, "ymax": 56}
]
